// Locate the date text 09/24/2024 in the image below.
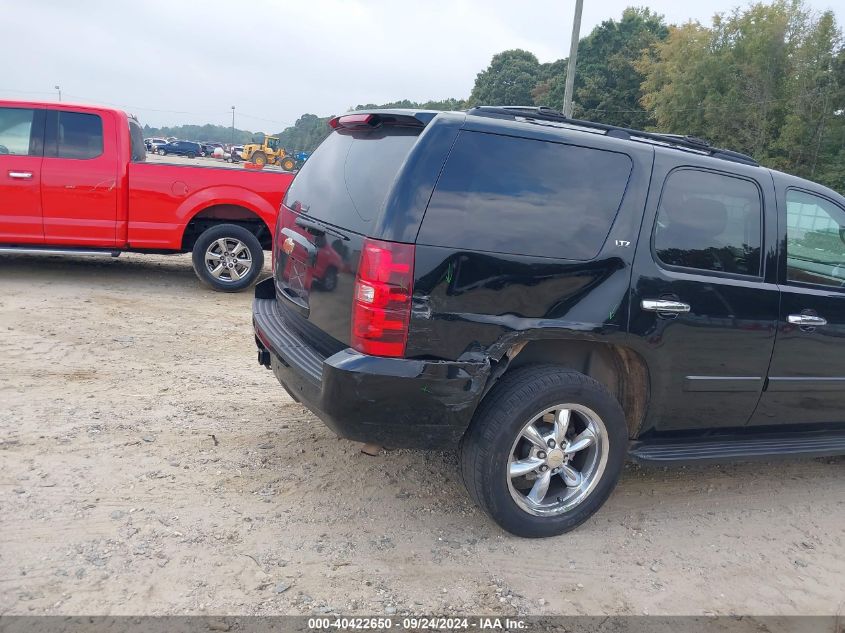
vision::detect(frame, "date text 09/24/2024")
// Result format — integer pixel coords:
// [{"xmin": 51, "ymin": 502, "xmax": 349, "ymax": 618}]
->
[{"xmin": 306, "ymin": 617, "xmax": 526, "ymax": 630}]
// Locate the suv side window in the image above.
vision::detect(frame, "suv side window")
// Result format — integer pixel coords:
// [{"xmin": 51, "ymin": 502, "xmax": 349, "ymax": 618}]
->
[
  {"xmin": 653, "ymin": 169, "xmax": 762, "ymax": 277},
  {"xmin": 786, "ymin": 189, "xmax": 845, "ymax": 288},
  {"xmin": 418, "ymin": 130, "xmax": 633, "ymax": 260},
  {"xmin": 56, "ymin": 111, "xmax": 103, "ymax": 160},
  {"xmin": 0, "ymin": 107, "xmax": 38, "ymax": 156}
]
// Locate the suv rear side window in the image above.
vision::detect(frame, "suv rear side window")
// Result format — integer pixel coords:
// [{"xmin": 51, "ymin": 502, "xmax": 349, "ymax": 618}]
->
[
  {"xmin": 786, "ymin": 189, "xmax": 845, "ymax": 288},
  {"xmin": 0, "ymin": 107, "xmax": 37, "ymax": 156},
  {"xmin": 418, "ymin": 131, "xmax": 632, "ymax": 260},
  {"xmin": 55, "ymin": 111, "xmax": 103, "ymax": 160},
  {"xmin": 653, "ymin": 169, "xmax": 762, "ymax": 277}
]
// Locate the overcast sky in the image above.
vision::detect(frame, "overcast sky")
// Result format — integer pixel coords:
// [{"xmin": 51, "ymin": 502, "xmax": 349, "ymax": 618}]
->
[{"xmin": 2, "ymin": 0, "xmax": 843, "ymax": 131}]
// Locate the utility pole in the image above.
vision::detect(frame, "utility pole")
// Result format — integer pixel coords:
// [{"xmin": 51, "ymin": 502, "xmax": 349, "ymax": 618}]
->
[
  {"xmin": 231, "ymin": 106, "xmax": 236, "ymax": 145},
  {"xmin": 54, "ymin": 85, "xmax": 61, "ymax": 102},
  {"xmin": 562, "ymin": 0, "xmax": 583, "ymax": 118}
]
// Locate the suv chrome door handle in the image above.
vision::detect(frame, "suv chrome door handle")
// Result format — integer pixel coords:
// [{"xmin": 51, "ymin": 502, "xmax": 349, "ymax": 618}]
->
[
  {"xmin": 8, "ymin": 171, "xmax": 33, "ymax": 179},
  {"xmin": 641, "ymin": 299, "xmax": 690, "ymax": 313},
  {"xmin": 788, "ymin": 314, "xmax": 827, "ymax": 326}
]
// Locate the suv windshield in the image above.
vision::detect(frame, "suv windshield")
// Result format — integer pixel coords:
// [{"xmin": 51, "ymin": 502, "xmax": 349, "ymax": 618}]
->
[{"xmin": 284, "ymin": 128, "xmax": 421, "ymax": 235}]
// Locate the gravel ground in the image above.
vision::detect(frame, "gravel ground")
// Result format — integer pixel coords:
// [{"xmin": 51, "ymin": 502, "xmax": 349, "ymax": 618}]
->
[{"xmin": 0, "ymin": 252, "xmax": 843, "ymax": 616}]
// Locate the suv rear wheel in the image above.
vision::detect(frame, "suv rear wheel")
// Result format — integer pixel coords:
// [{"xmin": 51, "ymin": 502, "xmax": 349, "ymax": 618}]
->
[
  {"xmin": 460, "ymin": 365, "xmax": 627, "ymax": 537},
  {"xmin": 191, "ymin": 224, "xmax": 264, "ymax": 292}
]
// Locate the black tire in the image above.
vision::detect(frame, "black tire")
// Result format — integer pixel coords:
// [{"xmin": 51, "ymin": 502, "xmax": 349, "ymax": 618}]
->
[
  {"xmin": 251, "ymin": 152, "xmax": 267, "ymax": 166},
  {"xmin": 318, "ymin": 266, "xmax": 338, "ymax": 291},
  {"xmin": 191, "ymin": 224, "xmax": 264, "ymax": 293},
  {"xmin": 187, "ymin": 152, "xmax": 196, "ymax": 159},
  {"xmin": 460, "ymin": 365, "xmax": 627, "ymax": 538},
  {"xmin": 281, "ymin": 157, "xmax": 296, "ymax": 171}
]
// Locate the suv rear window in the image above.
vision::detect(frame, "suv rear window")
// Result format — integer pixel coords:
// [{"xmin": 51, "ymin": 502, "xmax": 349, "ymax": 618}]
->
[
  {"xmin": 417, "ymin": 131, "xmax": 632, "ymax": 260},
  {"xmin": 284, "ymin": 128, "xmax": 421, "ymax": 235}
]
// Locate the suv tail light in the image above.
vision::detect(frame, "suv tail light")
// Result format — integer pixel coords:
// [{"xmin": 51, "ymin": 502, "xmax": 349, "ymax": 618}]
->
[{"xmin": 351, "ymin": 238, "xmax": 415, "ymax": 357}]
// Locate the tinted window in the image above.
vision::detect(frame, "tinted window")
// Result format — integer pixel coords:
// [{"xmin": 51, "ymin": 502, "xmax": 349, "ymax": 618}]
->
[
  {"xmin": 57, "ymin": 111, "xmax": 103, "ymax": 159},
  {"xmin": 284, "ymin": 128, "xmax": 421, "ymax": 235},
  {"xmin": 129, "ymin": 119, "xmax": 145, "ymax": 162},
  {"xmin": 418, "ymin": 131, "xmax": 632, "ymax": 260},
  {"xmin": 786, "ymin": 189, "xmax": 845, "ymax": 288},
  {"xmin": 0, "ymin": 107, "xmax": 37, "ymax": 156},
  {"xmin": 653, "ymin": 169, "xmax": 762, "ymax": 276}
]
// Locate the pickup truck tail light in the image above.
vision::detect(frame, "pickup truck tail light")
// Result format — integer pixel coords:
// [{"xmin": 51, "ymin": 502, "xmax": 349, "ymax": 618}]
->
[{"xmin": 351, "ymin": 238, "xmax": 415, "ymax": 358}]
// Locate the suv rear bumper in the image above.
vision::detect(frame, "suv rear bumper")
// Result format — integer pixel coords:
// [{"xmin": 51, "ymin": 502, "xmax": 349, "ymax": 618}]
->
[{"xmin": 252, "ymin": 278, "xmax": 490, "ymax": 449}]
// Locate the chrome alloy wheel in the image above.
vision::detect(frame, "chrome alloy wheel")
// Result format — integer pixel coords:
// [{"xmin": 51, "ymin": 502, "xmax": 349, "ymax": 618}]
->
[
  {"xmin": 507, "ymin": 404, "xmax": 609, "ymax": 517},
  {"xmin": 205, "ymin": 237, "xmax": 253, "ymax": 283}
]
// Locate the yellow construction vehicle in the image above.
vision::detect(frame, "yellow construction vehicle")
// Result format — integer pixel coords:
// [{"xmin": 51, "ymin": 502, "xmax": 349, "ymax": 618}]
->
[{"xmin": 240, "ymin": 136, "xmax": 297, "ymax": 170}]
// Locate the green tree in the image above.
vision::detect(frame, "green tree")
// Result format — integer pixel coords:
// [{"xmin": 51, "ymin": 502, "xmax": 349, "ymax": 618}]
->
[
  {"xmin": 533, "ymin": 8, "xmax": 668, "ymax": 127},
  {"xmin": 639, "ymin": 0, "xmax": 844, "ymax": 193},
  {"xmin": 574, "ymin": 8, "xmax": 668, "ymax": 127},
  {"xmin": 773, "ymin": 10, "xmax": 844, "ymax": 187},
  {"xmin": 142, "ymin": 123, "xmax": 257, "ymax": 144},
  {"xmin": 532, "ymin": 59, "xmax": 567, "ymax": 107},
  {"xmin": 274, "ymin": 113, "xmax": 332, "ymax": 153},
  {"xmin": 468, "ymin": 49, "xmax": 541, "ymax": 106},
  {"xmin": 637, "ymin": 21, "xmax": 715, "ymax": 136},
  {"xmin": 351, "ymin": 97, "xmax": 467, "ymax": 111}
]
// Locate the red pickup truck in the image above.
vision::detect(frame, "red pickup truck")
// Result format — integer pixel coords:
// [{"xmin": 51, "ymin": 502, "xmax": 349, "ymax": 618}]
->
[{"xmin": 0, "ymin": 100, "xmax": 293, "ymax": 291}]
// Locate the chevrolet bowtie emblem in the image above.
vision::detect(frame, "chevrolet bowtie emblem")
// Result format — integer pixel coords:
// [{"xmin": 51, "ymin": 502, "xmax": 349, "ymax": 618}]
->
[{"xmin": 282, "ymin": 236, "xmax": 295, "ymax": 255}]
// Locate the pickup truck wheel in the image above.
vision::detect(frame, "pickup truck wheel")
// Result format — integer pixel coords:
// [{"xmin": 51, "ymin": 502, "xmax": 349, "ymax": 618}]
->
[
  {"xmin": 187, "ymin": 152, "xmax": 196, "ymax": 159},
  {"xmin": 460, "ymin": 365, "xmax": 627, "ymax": 538},
  {"xmin": 191, "ymin": 224, "xmax": 264, "ymax": 293}
]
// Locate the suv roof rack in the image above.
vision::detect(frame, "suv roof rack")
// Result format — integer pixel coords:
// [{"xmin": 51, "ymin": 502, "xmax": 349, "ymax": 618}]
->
[{"xmin": 467, "ymin": 106, "xmax": 759, "ymax": 167}]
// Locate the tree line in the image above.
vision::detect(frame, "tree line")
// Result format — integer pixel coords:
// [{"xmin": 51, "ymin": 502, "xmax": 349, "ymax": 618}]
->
[{"xmin": 145, "ymin": 0, "xmax": 843, "ymax": 192}]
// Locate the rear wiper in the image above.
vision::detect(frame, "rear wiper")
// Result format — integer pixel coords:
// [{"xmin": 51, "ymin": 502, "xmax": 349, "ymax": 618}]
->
[{"xmin": 295, "ymin": 215, "xmax": 349, "ymax": 240}]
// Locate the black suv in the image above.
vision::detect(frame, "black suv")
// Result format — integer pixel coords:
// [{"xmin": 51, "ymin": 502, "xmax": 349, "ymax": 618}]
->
[{"xmin": 253, "ymin": 106, "xmax": 845, "ymax": 537}]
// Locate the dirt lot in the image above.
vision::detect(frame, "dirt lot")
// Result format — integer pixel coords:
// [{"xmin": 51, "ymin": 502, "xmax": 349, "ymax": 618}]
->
[{"xmin": 1, "ymin": 253, "xmax": 843, "ymax": 616}]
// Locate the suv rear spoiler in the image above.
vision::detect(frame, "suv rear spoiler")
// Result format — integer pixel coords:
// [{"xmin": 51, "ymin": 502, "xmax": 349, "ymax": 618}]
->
[{"xmin": 329, "ymin": 110, "xmax": 440, "ymax": 130}]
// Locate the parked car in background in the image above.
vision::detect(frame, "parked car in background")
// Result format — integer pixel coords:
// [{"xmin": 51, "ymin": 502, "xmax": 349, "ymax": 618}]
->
[
  {"xmin": 253, "ymin": 106, "xmax": 845, "ymax": 537},
  {"xmin": 145, "ymin": 137, "xmax": 167, "ymax": 152},
  {"xmin": 200, "ymin": 142, "xmax": 223, "ymax": 157},
  {"xmin": 0, "ymin": 100, "xmax": 294, "ymax": 291},
  {"xmin": 158, "ymin": 140, "xmax": 203, "ymax": 158},
  {"xmin": 226, "ymin": 145, "xmax": 244, "ymax": 163}
]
